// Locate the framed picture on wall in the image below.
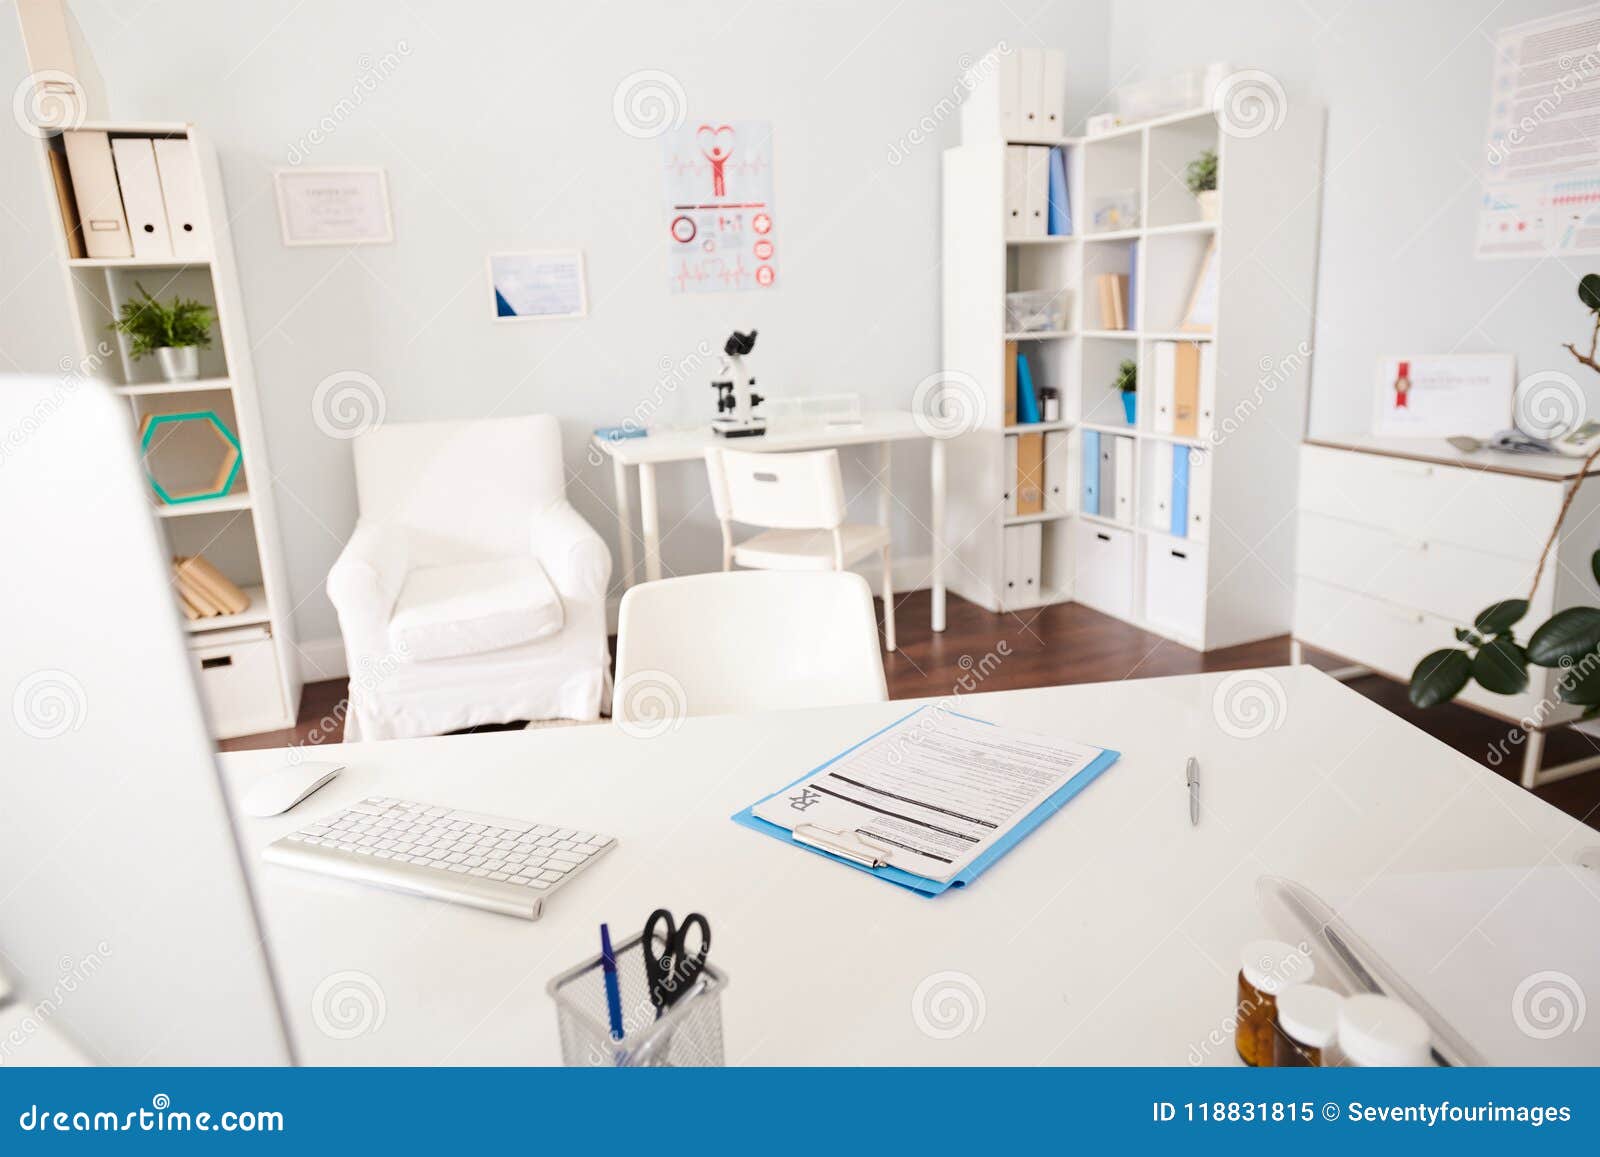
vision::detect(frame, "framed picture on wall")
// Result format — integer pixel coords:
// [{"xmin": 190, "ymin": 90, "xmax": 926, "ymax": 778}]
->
[
  {"xmin": 273, "ymin": 167, "xmax": 394, "ymax": 246},
  {"xmin": 487, "ymin": 251, "xmax": 588, "ymax": 321},
  {"xmin": 1372, "ymin": 353, "xmax": 1514, "ymax": 437}
]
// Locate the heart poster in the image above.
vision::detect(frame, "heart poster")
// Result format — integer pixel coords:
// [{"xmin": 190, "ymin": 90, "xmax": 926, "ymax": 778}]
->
[{"xmin": 661, "ymin": 121, "xmax": 777, "ymax": 294}]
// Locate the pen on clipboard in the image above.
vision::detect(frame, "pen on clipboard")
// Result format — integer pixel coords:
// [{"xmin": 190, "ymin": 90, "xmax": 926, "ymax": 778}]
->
[{"xmin": 1186, "ymin": 756, "xmax": 1200, "ymax": 826}]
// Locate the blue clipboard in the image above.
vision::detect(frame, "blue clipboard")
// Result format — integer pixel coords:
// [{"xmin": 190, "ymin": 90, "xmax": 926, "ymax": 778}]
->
[{"xmin": 730, "ymin": 705, "xmax": 1121, "ymax": 897}]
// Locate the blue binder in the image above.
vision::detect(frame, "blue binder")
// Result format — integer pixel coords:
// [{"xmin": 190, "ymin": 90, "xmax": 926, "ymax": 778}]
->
[
  {"xmin": 1082, "ymin": 429, "xmax": 1101, "ymax": 515},
  {"xmin": 731, "ymin": 705, "xmax": 1121, "ymax": 897},
  {"xmin": 1047, "ymin": 146, "xmax": 1072, "ymax": 236},
  {"xmin": 1017, "ymin": 352, "xmax": 1041, "ymax": 424},
  {"xmin": 1170, "ymin": 446, "xmax": 1190, "ymax": 537}
]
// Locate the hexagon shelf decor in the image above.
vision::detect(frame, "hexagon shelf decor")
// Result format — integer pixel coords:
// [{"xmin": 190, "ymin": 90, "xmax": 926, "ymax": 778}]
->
[{"xmin": 138, "ymin": 410, "xmax": 242, "ymax": 505}]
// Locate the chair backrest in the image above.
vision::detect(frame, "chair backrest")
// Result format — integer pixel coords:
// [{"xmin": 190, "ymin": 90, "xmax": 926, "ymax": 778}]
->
[
  {"xmin": 613, "ymin": 571, "xmax": 887, "ymax": 724},
  {"xmin": 352, "ymin": 414, "xmax": 565, "ymax": 566},
  {"xmin": 704, "ymin": 447, "xmax": 847, "ymax": 530}
]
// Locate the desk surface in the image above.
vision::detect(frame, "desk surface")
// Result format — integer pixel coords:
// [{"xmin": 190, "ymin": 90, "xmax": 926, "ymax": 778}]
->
[
  {"xmin": 593, "ymin": 410, "xmax": 929, "ymax": 465},
  {"xmin": 217, "ymin": 667, "xmax": 1599, "ymax": 1066}
]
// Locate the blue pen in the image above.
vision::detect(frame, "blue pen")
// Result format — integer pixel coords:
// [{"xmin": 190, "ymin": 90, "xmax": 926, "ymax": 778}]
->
[{"xmin": 600, "ymin": 923, "xmax": 625, "ymax": 1042}]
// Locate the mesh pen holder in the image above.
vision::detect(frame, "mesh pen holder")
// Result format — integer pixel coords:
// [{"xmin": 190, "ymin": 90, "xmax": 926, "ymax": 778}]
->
[{"xmin": 547, "ymin": 929, "xmax": 728, "ymax": 1067}]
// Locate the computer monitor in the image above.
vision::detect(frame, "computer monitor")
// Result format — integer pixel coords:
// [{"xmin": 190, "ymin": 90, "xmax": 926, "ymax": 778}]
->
[{"xmin": 0, "ymin": 375, "xmax": 293, "ymax": 1064}]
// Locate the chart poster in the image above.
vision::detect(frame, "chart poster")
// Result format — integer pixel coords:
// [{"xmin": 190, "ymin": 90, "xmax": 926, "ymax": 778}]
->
[
  {"xmin": 1479, "ymin": 3, "xmax": 1600, "ymax": 258},
  {"xmin": 661, "ymin": 121, "xmax": 777, "ymax": 293}
]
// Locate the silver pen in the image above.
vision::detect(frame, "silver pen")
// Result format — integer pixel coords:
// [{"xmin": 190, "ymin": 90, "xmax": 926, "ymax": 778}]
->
[{"xmin": 1186, "ymin": 756, "xmax": 1200, "ymax": 826}]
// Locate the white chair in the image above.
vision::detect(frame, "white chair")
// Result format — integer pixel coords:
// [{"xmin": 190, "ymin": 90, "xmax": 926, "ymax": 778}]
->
[
  {"xmin": 326, "ymin": 414, "xmax": 612, "ymax": 741},
  {"xmin": 704, "ymin": 447, "xmax": 896, "ymax": 651},
  {"xmin": 613, "ymin": 571, "xmax": 888, "ymax": 725}
]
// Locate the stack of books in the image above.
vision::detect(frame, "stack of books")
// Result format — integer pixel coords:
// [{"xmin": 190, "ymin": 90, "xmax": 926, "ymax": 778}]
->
[{"xmin": 173, "ymin": 554, "xmax": 250, "ymax": 621}]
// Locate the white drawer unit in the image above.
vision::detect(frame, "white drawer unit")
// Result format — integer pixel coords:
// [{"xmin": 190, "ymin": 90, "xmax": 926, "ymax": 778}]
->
[
  {"xmin": 1144, "ymin": 534, "xmax": 1207, "ymax": 643},
  {"xmin": 1074, "ymin": 521, "xmax": 1135, "ymax": 620},
  {"xmin": 190, "ymin": 626, "xmax": 288, "ymax": 741},
  {"xmin": 1294, "ymin": 439, "xmax": 1600, "ymax": 790}
]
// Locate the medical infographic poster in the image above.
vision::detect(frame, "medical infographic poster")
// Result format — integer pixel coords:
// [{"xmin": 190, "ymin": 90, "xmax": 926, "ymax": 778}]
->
[
  {"xmin": 1479, "ymin": 3, "xmax": 1600, "ymax": 258},
  {"xmin": 661, "ymin": 121, "xmax": 778, "ymax": 293}
]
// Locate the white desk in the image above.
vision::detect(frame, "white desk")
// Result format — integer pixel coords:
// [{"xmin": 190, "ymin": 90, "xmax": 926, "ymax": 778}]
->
[
  {"xmin": 217, "ymin": 667, "xmax": 1600, "ymax": 1065},
  {"xmin": 591, "ymin": 412, "xmax": 947, "ymax": 632}
]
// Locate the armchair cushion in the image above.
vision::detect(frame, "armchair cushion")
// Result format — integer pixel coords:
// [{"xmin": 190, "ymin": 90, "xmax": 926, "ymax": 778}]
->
[{"xmin": 387, "ymin": 557, "xmax": 564, "ymax": 663}]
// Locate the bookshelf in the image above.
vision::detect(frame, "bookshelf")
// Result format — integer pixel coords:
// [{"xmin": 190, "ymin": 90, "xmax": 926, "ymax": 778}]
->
[
  {"xmin": 34, "ymin": 120, "xmax": 301, "ymax": 738},
  {"xmin": 942, "ymin": 100, "xmax": 1322, "ymax": 649}
]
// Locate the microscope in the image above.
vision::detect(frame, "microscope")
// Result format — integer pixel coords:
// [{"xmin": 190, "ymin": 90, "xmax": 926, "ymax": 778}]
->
[{"xmin": 710, "ymin": 329, "xmax": 766, "ymax": 438}]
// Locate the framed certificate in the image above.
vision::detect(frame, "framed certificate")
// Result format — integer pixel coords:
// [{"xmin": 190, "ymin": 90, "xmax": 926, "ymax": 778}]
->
[
  {"xmin": 273, "ymin": 167, "xmax": 394, "ymax": 246},
  {"xmin": 1372, "ymin": 353, "xmax": 1515, "ymax": 437}
]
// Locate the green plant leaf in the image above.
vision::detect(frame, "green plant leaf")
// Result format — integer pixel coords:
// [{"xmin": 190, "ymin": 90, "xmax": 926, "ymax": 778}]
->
[
  {"xmin": 1453, "ymin": 627, "xmax": 1481, "ymax": 645},
  {"xmin": 1558, "ymin": 654, "xmax": 1600, "ymax": 705},
  {"xmin": 1409, "ymin": 648, "xmax": 1472, "ymax": 708},
  {"xmin": 1474, "ymin": 599, "xmax": 1528, "ymax": 636},
  {"xmin": 1526, "ymin": 607, "xmax": 1600, "ymax": 666},
  {"xmin": 1581, "ymin": 273, "xmax": 1600, "ymax": 312},
  {"xmin": 1471, "ymin": 637, "xmax": 1529, "ymax": 695},
  {"xmin": 1592, "ymin": 549, "xmax": 1600, "ymax": 588}
]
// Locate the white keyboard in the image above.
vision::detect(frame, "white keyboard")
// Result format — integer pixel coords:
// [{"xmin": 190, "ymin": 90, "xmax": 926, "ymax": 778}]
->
[{"xmin": 262, "ymin": 796, "xmax": 616, "ymax": 920}]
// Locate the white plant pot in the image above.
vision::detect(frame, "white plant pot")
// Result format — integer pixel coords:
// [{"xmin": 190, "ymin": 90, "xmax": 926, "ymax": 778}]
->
[
  {"xmin": 1196, "ymin": 189, "xmax": 1219, "ymax": 222},
  {"xmin": 155, "ymin": 346, "xmax": 200, "ymax": 382}
]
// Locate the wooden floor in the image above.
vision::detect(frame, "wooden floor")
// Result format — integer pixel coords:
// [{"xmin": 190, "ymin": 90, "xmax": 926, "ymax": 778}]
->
[{"xmin": 223, "ymin": 591, "xmax": 1600, "ymax": 832}]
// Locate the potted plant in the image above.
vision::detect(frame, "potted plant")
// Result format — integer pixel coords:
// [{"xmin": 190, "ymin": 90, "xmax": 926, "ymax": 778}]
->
[
  {"xmin": 1186, "ymin": 148, "xmax": 1218, "ymax": 222},
  {"xmin": 110, "ymin": 283, "xmax": 214, "ymax": 382},
  {"xmin": 1410, "ymin": 272, "xmax": 1600, "ymax": 715},
  {"xmin": 1116, "ymin": 358, "xmax": 1137, "ymax": 424}
]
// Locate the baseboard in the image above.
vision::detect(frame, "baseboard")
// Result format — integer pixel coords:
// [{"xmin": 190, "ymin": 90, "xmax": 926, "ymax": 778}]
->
[
  {"xmin": 604, "ymin": 553, "xmax": 933, "ymax": 634},
  {"xmin": 296, "ymin": 635, "xmax": 349, "ymax": 683},
  {"xmin": 305, "ymin": 555, "xmax": 935, "ymax": 672}
]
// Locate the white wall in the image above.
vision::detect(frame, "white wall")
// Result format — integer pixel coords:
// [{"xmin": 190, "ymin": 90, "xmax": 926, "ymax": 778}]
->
[
  {"xmin": 1107, "ymin": 0, "xmax": 1600, "ymax": 437},
  {"xmin": 0, "ymin": 0, "xmax": 1112, "ymax": 662}
]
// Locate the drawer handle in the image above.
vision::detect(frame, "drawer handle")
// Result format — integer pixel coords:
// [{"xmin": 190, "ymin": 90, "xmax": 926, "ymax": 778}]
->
[
  {"xmin": 1096, "ymin": 532, "xmax": 1111, "ymax": 542},
  {"xmin": 1392, "ymin": 464, "xmax": 1434, "ymax": 478},
  {"xmin": 1171, "ymin": 549, "xmax": 1188, "ymax": 559},
  {"xmin": 201, "ymin": 655, "xmax": 233, "ymax": 670}
]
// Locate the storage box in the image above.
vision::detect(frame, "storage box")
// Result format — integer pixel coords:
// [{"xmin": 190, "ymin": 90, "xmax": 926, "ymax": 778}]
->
[
  {"xmin": 189, "ymin": 626, "xmax": 286, "ymax": 740},
  {"xmin": 1005, "ymin": 289, "xmax": 1070, "ymax": 333}
]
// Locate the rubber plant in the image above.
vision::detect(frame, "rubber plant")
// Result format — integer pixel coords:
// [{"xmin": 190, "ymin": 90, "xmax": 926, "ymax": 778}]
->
[{"xmin": 1408, "ymin": 273, "xmax": 1600, "ymax": 712}]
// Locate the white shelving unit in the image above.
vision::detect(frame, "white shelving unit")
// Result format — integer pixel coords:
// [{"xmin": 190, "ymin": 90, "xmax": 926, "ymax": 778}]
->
[
  {"xmin": 33, "ymin": 120, "xmax": 301, "ymax": 738},
  {"xmin": 942, "ymin": 100, "xmax": 1323, "ymax": 650}
]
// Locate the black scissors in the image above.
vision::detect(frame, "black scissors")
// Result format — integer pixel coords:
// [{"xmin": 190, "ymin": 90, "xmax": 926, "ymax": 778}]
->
[{"xmin": 642, "ymin": 908, "xmax": 711, "ymax": 1017}]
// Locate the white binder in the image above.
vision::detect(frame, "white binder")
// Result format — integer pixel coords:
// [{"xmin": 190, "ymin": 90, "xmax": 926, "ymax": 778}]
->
[
  {"xmin": 1147, "ymin": 439, "xmax": 1173, "ymax": 530},
  {"xmin": 1040, "ymin": 50, "xmax": 1067, "ymax": 137},
  {"xmin": 1188, "ymin": 448, "xmax": 1211, "ymax": 541},
  {"xmin": 1153, "ymin": 341, "xmax": 1177, "ymax": 434},
  {"xmin": 63, "ymin": 130, "xmax": 131, "ymax": 259},
  {"xmin": 1017, "ymin": 49, "xmax": 1045, "ymax": 137},
  {"xmin": 1004, "ymin": 147, "xmax": 1027, "ymax": 238},
  {"xmin": 1023, "ymin": 147, "xmax": 1050, "ymax": 238},
  {"xmin": 1043, "ymin": 431, "xmax": 1070, "ymax": 514},
  {"xmin": 1113, "ymin": 436, "xmax": 1134, "ymax": 525},
  {"xmin": 1002, "ymin": 523, "xmax": 1042, "ymax": 610},
  {"xmin": 998, "ymin": 49, "xmax": 1022, "ymax": 139},
  {"xmin": 1001, "ymin": 522, "xmax": 1020, "ymax": 609},
  {"xmin": 153, "ymin": 138, "xmax": 211, "ymax": 260},
  {"xmin": 1197, "ymin": 343, "xmax": 1217, "ymax": 439},
  {"xmin": 111, "ymin": 137, "xmax": 172, "ymax": 259},
  {"xmin": 1003, "ymin": 435, "xmax": 1019, "ymax": 516}
]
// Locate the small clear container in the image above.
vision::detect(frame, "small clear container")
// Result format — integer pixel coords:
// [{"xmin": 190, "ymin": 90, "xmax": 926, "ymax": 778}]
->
[
  {"xmin": 1090, "ymin": 190, "xmax": 1139, "ymax": 233},
  {"xmin": 547, "ymin": 929, "xmax": 728, "ymax": 1067},
  {"xmin": 1006, "ymin": 289, "xmax": 1069, "ymax": 333}
]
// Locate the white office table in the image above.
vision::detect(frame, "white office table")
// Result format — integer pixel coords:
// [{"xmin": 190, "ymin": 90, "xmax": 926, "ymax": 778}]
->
[
  {"xmin": 217, "ymin": 667, "xmax": 1600, "ymax": 1066},
  {"xmin": 591, "ymin": 411, "xmax": 948, "ymax": 631}
]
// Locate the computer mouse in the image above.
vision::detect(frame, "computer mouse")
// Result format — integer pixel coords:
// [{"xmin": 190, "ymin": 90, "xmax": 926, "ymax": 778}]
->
[{"xmin": 240, "ymin": 761, "xmax": 344, "ymax": 818}]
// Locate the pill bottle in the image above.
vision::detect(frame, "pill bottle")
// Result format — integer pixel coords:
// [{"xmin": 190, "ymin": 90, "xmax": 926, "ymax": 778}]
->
[
  {"xmin": 1272, "ymin": 984, "xmax": 1343, "ymax": 1067},
  {"xmin": 1235, "ymin": 939, "xmax": 1314, "ymax": 1066},
  {"xmin": 1338, "ymin": 993, "xmax": 1433, "ymax": 1066}
]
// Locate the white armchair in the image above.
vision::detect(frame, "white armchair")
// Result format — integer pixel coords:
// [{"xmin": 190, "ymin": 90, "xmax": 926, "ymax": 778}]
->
[{"xmin": 327, "ymin": 414, "xmax": 611, "ymax": 741}]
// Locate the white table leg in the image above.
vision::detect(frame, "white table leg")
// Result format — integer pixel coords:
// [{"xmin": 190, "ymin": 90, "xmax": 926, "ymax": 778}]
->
[
  {"xmin": 1520, "ymin": 728, "xmax": 1545, "ymax": 791},
  {"xmin": 930, "ymin": 437, "xmax": 947, "ymax": 632},
  {"xmin": 610, "ymin": 454, "xmax": 636, "ymax": 589},
  {"xmin": 638, "ymin": 461, "xmax": 663, "ymax": 582},
  {"xmin": 878, "ymin": 440, "xmax": 893, "ymax": 575}
]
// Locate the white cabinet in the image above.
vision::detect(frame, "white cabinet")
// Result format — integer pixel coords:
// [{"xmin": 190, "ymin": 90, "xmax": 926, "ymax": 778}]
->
[
  {"xmin": 1293, "ymin": 439, "xmax": 1600, "ymax": 785},
  {"xmin": 1074, "ymin": 521, "xmax": 1135, "ymax": 619},
  {"xmin": 1144, "ymin": 535, "xmax": 1206, "ymax": 642}
]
